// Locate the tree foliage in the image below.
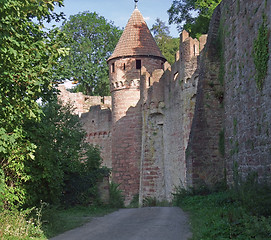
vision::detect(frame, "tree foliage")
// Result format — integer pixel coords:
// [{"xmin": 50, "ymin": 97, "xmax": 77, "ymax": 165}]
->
[
  {"xmin": 57, "ymin": 12, "xmax": 122, "ymax": 96},
  {"xmin": 151, "ymin": 18, "xmax": 179, "ymax": 65},
  {"xmin": 168, "ymin": 0, "xmax": 222, "ymax": 38},
  {"xmin": 24, "ymin": 99, "xmax": 107, "ymax": 206},
  {"xmin": 0, "ymin": 0, "xmax": 67, "ymax": 208}
]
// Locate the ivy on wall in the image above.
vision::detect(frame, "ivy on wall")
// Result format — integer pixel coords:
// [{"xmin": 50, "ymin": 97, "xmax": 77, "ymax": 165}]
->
[{"xmin": 253, "ymin": 14, "xmax": 269, "ymax": 91}]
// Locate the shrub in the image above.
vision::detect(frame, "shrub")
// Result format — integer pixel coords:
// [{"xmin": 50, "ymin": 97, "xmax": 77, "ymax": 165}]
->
[
  {"xmin": 108, "ymin": 182, "xmax": 124, "ymax": 208},
  {"xmin": 24, "ymin": 99, "xmax": 107, "ymax": 207}
]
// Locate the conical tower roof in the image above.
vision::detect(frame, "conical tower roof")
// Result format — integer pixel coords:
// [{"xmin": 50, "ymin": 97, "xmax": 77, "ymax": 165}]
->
[{"xmin": 108, "ymin": 8, "xmax": 166, "ymax": 62}]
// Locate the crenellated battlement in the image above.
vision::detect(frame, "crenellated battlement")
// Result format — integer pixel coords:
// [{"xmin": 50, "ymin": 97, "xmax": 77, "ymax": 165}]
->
[
  {"xmin": 111, "ymin": 78, "xmax": 140, "ymax": 91},
  {"xmin": 179, "ymin": 30, "xmax": 207, "ymax": 63}
]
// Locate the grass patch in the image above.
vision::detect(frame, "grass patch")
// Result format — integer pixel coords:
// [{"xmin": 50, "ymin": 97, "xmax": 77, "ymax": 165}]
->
[
  {"xmin": 42, "ymin": 205, "xmax": 117, "ymax": 238},
  {"xmin": 0, "ymin": 205, "xmax": 117, "ymax": 239},
  {"xmin": 142, "ymin": 197, "xmax": 171, "ymax": 207},
  {"xmin": 0, "ymin": 181, "xmax": 124, "ymax": 239},
  {"xmin": 173, "ymin": 182, "xmax": 271, "ymax": 239}
]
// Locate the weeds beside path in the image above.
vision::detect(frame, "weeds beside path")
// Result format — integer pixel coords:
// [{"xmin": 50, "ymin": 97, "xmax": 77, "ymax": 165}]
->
[
  {"xmin": 173, "ymin": 183, "xmax": 271, "ymax": 239},
  {"xmin": 0, "ymin": 206, "xmax": 117, "ymax": 240}
]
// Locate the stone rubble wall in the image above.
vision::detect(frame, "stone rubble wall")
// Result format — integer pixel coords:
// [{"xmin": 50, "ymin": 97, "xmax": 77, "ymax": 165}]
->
[{"xmin": 58, "ymin": 85, "xmax": 111, "ymax": 116}]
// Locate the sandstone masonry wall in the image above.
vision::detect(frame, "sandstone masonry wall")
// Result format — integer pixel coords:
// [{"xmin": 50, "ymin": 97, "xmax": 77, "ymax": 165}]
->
[
  {"xmin": 58, "ymin": 85, "xmax": 111, "ymax": 116},
  {"xmin": 139, "ymin": 33, "xmax": 207, "ymax": 203},
  {"xmin": 80, "ymin": 106, "xmax": 112, "ymax": 168},
  {"xmin": 186, "ymin": 6, "xmax": 225, "ymax": 187},
  {"xmin": 222, "ymin": 0, "xmax": 271, "ymax": 183},
  {"xmin": 109, "ymin": 56, "xmax": 165, "ymax": 205},
  {"xmin": 186, "ymin": 0, "xmax": 271, "ymax": 186},
  {"xmin": 163, "ymin": 33, "xmax": 206, "ymax": 195}
]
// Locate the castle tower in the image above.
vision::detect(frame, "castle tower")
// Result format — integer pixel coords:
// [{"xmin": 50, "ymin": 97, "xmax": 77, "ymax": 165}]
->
[{"xmin": 107, "ymin": 5, "xmax": 166, "ymax": 204}]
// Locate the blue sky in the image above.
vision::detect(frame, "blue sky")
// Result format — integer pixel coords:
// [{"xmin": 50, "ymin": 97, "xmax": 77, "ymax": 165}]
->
[{"xmin": 51, "ymin": 0, "xmax": 179, "ymax": 38}]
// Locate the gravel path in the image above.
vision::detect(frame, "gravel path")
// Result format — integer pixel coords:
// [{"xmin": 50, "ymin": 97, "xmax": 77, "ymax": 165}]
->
[{"xmin": 51, "ymin": 207, "xmax": 192, "ymax": 240}]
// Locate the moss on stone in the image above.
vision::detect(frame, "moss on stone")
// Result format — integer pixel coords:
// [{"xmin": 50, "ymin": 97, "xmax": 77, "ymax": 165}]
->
[{"xmin": 253, "ymin": 14, "xmax": 269, "ymax": 91}]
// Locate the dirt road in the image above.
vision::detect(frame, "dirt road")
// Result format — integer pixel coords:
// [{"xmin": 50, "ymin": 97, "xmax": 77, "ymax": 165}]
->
[{"xmin": 51, "ymin": 207, "xmax": 192, "ymax": 240}]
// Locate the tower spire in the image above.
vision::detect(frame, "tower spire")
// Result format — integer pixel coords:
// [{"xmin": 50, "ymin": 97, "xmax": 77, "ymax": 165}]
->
[{"xmin": 134, "ymin": 0, "xmax": 138, "ymax": 9}]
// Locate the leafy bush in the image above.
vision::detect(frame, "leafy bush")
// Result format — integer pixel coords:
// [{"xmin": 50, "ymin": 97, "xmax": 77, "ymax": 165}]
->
[{"xmin": 23, "ymin": 99, "xmax": 107, "ymax": 207}]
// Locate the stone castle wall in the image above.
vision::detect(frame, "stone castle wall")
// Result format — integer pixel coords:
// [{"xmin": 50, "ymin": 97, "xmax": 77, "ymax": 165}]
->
[
  {"xmin": 139, "ymin": 33, "xmax": 207, "ymax": 203},
  {"xmin": 80, "ymin": 106, "xmax": 112, "ymax": 168},
  {"xmin": 186, "ymin": 0, "xmax": 271, "ymax": 186},
  {"xmin": 185, "ymin": 6, "xmax": 225, "ymax": 187},
  {"xmin": 109, "ymin": 56, "xmax": 165, "ymax": 205},
  {"xmin": 221, "ymin": 0, "xmax": 271, "ymax": 183}
]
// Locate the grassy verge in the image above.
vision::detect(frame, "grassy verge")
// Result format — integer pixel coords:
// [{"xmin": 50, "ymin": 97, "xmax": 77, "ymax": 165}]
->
[
  {"xmin": 173, "ymin": 184, "xmax": 271, "ymax": 239},
  {"xmin": 0, "ymin": 181, "xmax": 124, "ymax": 239},
  {"xmin": 0, "ymin": 208, "xmax": 46, "ymax": 240},
  {"xmin": 0, "ymin": 206, "xmax": 117, "ymax": 240},
  {"xmin": 41, "ymin": 205, "xmax": 117, "ymax": 238}
]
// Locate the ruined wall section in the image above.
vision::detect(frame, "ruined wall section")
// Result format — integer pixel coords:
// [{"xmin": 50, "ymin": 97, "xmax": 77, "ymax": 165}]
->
[
  {"xmin": 58, "ymin": 85, "xmax": 111, "ymax": 116},
  {"xmin": 186, "ymin": 6, "xmax": 225, "ymax": 187},
  {"xmin": 222, "ymin": 0, "xmax": 271, "ymax": 183},
  {"xmin": 57, "ymin": 85, "xmax": 112, "ymax": 167}
]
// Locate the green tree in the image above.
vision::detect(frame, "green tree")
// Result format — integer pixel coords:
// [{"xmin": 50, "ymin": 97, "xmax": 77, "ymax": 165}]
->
[
  {"xmin": 24, "ymin": 99, "xmax": 106, "ymax": 206},
  {"xmin": 0, "ymin": 0, "xmax": 67, "ymax": 208},
  {"xmin": 151, "ymin": 18, "xmax": 179, "ymax": 65},
  {"xmin": 57, "ymin": 12, "xmax": 122, "ymax": 96},
  {"xmin": 168, "ymin": 0, "xmax": 221, "ymax": 38}
]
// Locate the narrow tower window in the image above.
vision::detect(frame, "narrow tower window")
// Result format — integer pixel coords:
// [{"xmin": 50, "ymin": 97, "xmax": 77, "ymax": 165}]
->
[
  {"xmin": 193, "ymin": 44, "xmax": 196, "ymax": 56},
  {"xmin": 123, "ymin": 63, "xmax": 126, "ymax": 70},
  {"xmin": 148, "ymin": 77, "xmax": 151, "ymax": 86},
  {"xmin": 111, "ymin": 63, "xmax": 115, "ymax": 73},
  {"xmin": 136, "ymin": 59, "xmax": 141, "ymax": 69}
]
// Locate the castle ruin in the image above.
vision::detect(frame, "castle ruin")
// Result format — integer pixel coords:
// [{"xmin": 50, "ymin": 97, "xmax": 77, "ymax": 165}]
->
[{"xmin": 59, "ymin": 0, "xmax": 271, "ymax": 205}]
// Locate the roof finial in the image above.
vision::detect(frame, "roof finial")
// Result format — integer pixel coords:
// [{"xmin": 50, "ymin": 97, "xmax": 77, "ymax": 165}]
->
[{"xmin": 134, "ymin": 0, "xmax": 139, "ymax": 9}]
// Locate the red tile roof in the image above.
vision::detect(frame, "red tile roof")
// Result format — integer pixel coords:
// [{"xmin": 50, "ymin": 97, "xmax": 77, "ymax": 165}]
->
[{"xmin": 108, "ymin": 8, "xmax": 166, "ymax": 62}]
